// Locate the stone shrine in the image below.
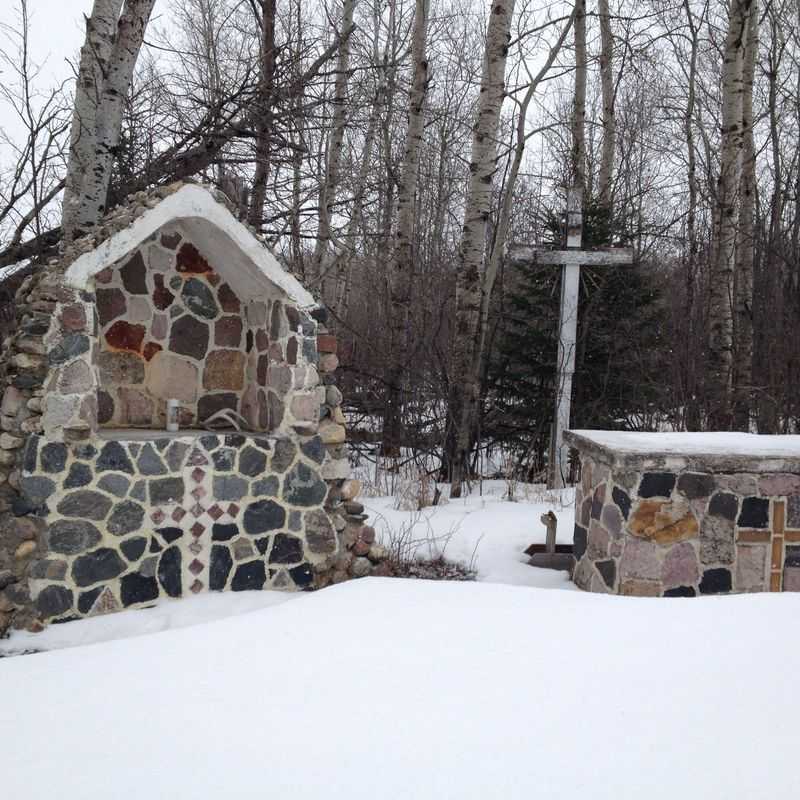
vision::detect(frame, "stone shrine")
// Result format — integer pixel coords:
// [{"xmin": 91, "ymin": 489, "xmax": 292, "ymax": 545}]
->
[
  {"xmin": 567, "ymin": 430, "xmax": 800, "ymax": 596},
  {"xmin": 0, "ymin": 183, "xmax": 385, "ymax": 635}
]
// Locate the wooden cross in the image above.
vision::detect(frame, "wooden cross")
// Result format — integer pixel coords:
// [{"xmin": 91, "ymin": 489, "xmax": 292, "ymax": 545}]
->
[{"xmin": 508, "ymin": 185, "xmax": 633, "ymax": 490}]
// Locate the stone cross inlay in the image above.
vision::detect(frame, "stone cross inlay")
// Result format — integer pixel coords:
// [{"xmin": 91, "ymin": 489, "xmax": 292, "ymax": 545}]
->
[{"xmin": 509, "ymin": 186, "xmax": 633, "ymax": 490}]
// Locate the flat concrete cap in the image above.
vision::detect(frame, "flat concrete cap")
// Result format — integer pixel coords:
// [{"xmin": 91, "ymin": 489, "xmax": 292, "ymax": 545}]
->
[{"xmin": 564, "ymin": 430, "xmax": 800, "ymax": 473}]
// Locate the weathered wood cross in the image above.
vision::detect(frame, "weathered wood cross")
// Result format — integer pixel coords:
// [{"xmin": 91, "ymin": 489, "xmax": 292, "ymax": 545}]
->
[{"xmin": 508, "ymin": 186, "xmax": 633, "ymax": 490}]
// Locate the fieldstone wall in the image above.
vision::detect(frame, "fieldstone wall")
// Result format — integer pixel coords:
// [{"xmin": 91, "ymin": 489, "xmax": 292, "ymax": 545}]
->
[
  {"xmin": 571, "ymin": 452, "xmax": 800, "ymax": 597},
  {"xmin": 95, "ymin": 227, "xmax": 318, "ymax": 433}
]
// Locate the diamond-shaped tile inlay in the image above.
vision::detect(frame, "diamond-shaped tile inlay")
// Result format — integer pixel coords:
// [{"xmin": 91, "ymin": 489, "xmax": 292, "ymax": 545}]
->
[
  {"xmin": 189, "ymin": 541, "xmax": 203, "ymax": 554},
  {"xmin": 191, "ymin": 522, "xmax": 205, "ymax": 538},
  {"xmin": 191, "ymin": 467, "xmax": 206, "ymax": 483},
  {"xmin": 189, "ymin": 559, "xmax": 204, "ymax": 575},
  {"xmin": 192, "ymin": 486, "xmax": 207, "ymax": 500},
  {"xmin": 150, "ymin": 509, "xmax": 166, "ymax": 524},
  {"xmin": 190, "ymin": 579, "xmax": 204, "ymax": 593},
  {"xmin": 208, "ymin": 504, "xmax": 224, "ymax": 521},
  {"xmin": 228, "ymin": 503, "xmax": 240, "ymax": 517},
  {"xmin": 188, "ymin": 449, "xmax": 208, "ymax": 466},
  {"xmin": 171, "ymin": 507, "xmax": 187, "ymax": 523},
  {"xmin": 191, "ymin": 502, "xmax": 205, "ymax": 518}
]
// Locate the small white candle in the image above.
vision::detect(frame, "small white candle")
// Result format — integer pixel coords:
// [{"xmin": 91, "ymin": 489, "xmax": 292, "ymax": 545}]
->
[{"xmin": 166, "ymin": 399, "xmax": 180, "ymax": 432}]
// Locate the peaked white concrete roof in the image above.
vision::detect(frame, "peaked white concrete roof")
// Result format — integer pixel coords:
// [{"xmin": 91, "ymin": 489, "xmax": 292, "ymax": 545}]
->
[{"xmin": 64, "ymin": 184, "xmax": 317, "ymax": 308}]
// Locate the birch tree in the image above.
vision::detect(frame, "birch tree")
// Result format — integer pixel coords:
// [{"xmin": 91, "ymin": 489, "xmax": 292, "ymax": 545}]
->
[
  {"xmin": 597, "ymin": 0, "xmax": 615, "ymax": 208},
  {"xmin": 448, "ymin": 0, "xmax": 516, "ymax": 497},
  {"xmin": 61, "ymin": 0, "xmax": 156, "ymax": 242}
]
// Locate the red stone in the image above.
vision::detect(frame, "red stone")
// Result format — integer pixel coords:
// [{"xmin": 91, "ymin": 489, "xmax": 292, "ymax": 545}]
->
[
  {"xmin": 227, "ymin": 503, "xmax": 240, "ymax": 517},
  {"xmin": 189, "ymin": 558, "xmax": 204, "ymax": 575},
  {"xmin": 143, "ymin": 342, "xmax": 163, "ymax": 361},
  {"xmin": 256, "ymin": 329, "xmax": 269, "ymax": 352},
  {"xmin": 95, "ymin": 267, "xmax": 114, "ymax": 284},
  {"xmin": 176, "ymin": 242, "xmax": 212, "ymax": 275},
  {"xmin": 218, "ymin": 283, "xmax": 240, "ymax": 313},
  {"xmin": 172, "ymin": 507, "xmax": 187, "ymax": 523},
  {"xmin": 190, "ymin": 579, "xmax": 203, "ymax": 594},
  {"xmin": 317, "ymin": 334, "xmax": 337, "ymax": 354},
  {"xmin": 207, "ymin": 272, "xmax": 221, "ymax": 287},
  {"xmin": 152, "ymin": 274, "xmax": 174, "ymax": 310},
  {"xmin": 208, "ymin": 504, "xmax": 224, "ymax": 521},
  {"xmin": 215, "ymin": 316, "xmax": 243, "ymax": 348},
  {"xmin": 286, "ymin": 337, "xmax": 298, "ymax": 365},
  {"xmin": 105, "ymin": 320, "xmax": 146, "ymax": 353},
  {"xmin": 269, "ymin": 343, "xmax": 283, "ymax": 362},
  {"xmin": 257, "ymin": 355, "xmax": 269, "ymax": 386},
  {"xmin": 60, "ymin": 303, "xmax": 87, "ymax": 332}
]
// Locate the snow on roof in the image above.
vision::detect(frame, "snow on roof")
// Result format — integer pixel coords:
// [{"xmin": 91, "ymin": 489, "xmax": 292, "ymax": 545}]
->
[
  {"xmin": 564, "ymin": 429, "xmax": 800, "ymax": 472},
  {"xmin": 63, "ymin": 184, "xmax": 317, "ymax": 309}
]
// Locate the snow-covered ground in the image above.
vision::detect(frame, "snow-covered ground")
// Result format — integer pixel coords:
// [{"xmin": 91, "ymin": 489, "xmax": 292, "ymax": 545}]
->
[{"xmin": 2, "ymin": 483, "xmax": 799, "ymax": 798}]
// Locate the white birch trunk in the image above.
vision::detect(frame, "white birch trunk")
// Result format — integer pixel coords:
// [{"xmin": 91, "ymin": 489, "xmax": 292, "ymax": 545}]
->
[
  {"xmin": 597, "ymin": 0, "xmax": 615, "ymax": 209},
  {"xmin": 571, "ymin": 0, "xmax": 587, "ymax": 193}
]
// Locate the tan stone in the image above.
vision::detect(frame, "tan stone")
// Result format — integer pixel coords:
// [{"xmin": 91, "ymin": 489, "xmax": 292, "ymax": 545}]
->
[
  {"xmin": 620, "ymin": 579, "xmax": 661, "ymax": 597},
  {"xmin": 629, "ymin": 498, "xmax": 699, "ymax": 544},
  {"xmin": 0, "ymin": 433, "xmax": 24, "ymax": 449},
  {"xmin": 290, "ymin": 393, "xmax": 319, "ymax": 422},
  {"xmin": 340, "ymin": 479, "xmax": 362, "ymax": 501},
  {"xmin": 146, "ymin": 352, "xmax": 199, "ymax": 403},
  {"xmin": 318, "ymin": 353, "xmax": 339, "ymax": 373},
  {"xmin": 1, "ymin": 387, "xmax": 24, "ymax": 416},
  {"xmin": 319, "ymin": 421, "xmax": 346, "ymax": 444},
  {"xmin": 204, "ymin": 350, "xmax": 246, "ymax": 391},
  {"xmin": 15, "ymin": 541, "xmax": 36, "ymax": 560},
  {"xmin": 332, "ymin": 406, "xmax": 346, "ymax": 425}
]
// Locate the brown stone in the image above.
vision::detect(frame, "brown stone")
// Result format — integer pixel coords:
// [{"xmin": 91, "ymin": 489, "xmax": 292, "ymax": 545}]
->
[
  {"xmin": 218, "ymin": 283, "xmax": 240, "ymax": 313},
  {"xmin": 207, "ymin": 271, "xmax": 221, "ymax": 287},
  {"xmin": 249, "ymin": 302, "xmax": 267, "ymax": 327},
  {"xmin": 60, "ymin": 303, "xmax": 87, "ymax": 332},
  {"xmin": 58, "ymin": 360, "xmax": 94, "ymax": 394},
  {"xmin": 204, "ymin": 350, "xmax": 246, "ymax": 391},
  {"xmin": 153, "ymin": 273, "xmax": 175, "ymax": 310},
  {"xmin": 256, "ymin": 329, "xmax": 269, "ymax": 352},
  {"xmin": 105, "ymin": 320, "xmax": 146, "ymax": 354},
  {"xmin": 269, "ymin": 342, "xmax": 283, "ymax": 362},
  {"xmin": 98, "ymin": 391, "xmax": 114, "ymax": 424},
  {"xmin": 286, "ymin": 337, "xmax": 298, "ymax": 365},
  {"xmin": 118, "ymin": 388, "xmax": 153, "ymax": 425},
  {"xmin": 98, "ymin": 351, "xmax": 145, "ymax": 385},
  {"xmin": 258, "ymin": 355, "xmax": 269, "ymax": 386},
  {"xmin": 737, "ymin": 529, "xmax": 771, "ymax": 543},
  {"xmin": 629, "ymin": 499, "xmax": 699, "ymax": 544},
  {"xmin": 151, "ymin": 313, "xmax": 168, "ymax": 341},
  {"xmin": 143, "ymin": 342, "xmax": 163, "ymax": 362},
  {"xmin": 258, "ymin": 389, "xmax": 269, "ymax": 429},
  {"xmin": 169, "ymin": 314, "xmax": 209, "ymax": 360},
  {"xmin": 176, "ymin": 242, "xmax": 212, "ymax": 274},
  {"xmin": 146, "ymin": 352, "xmax": 199, "ymax": 403},
  {"xmin": 198, "ymin": 393, "xmax": 238, "ymax": 422},
  {"xmin": 317, "ymin": 334, "xmax": 337, "ymax": 354},
  {"xmin": 269, "ymin": 301, "xmax": 286, "ymax": 338},
  {"xmin": 267, "ymin": 391, "xmax": 283, "ymax": 429},
  {"xmin": 161, "ymin": 231, "xmax": 182, "ymax": 250},
  {"xmin": 215, "ymin": 316, "xmax": 243, "ymax": 348},
  {"xmin": 120, "ymin": 251, "xmax": 148, "ymax": 294},
  {"xmin": 95, "ymin": 267, "xmax": 113, "ymax": 284},
  {"xmin": 620, "ymin": 579, "xmax": 662, "ymax": 597},
  {"xmin": 97, "ymin": 288, "xmax": 127, "ymax": 326},
  {"xmin": 319, "ymin": 353, "xmax": 339, "ymax": 373}
]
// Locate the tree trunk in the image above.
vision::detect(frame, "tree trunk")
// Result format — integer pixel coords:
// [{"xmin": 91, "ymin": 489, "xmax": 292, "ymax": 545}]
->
[
  {"xmin": 708, "ymin": 0, "xmax": 751, "ymax": 429},
  {"xmin": 62, "ymin": 0, "xmax": 156, "ymax": 243},
  {"xmin": 597, "ymin": 0, "xmax": 615, "ymax": 209},
  {"xmin": 247, "ymin": 0, "xmax": 277, "ymax": 229},
  {"xmin": 383, "ymin": 0, "xmax": 430, "ymax": 456},
  {"xmin": 571, "ymin": 0, "xmax": 587, "ymax": 193},
  {"xmin": 732, "ymin": 0, "xmax": 758, "ymax": 431},
  {"xmin": 309, "ymin": 0, "xmax": 357, "ymax": 289},
  {"xmin": 448, "ymin": 0, "xmax": 516, "ymax": 497}
]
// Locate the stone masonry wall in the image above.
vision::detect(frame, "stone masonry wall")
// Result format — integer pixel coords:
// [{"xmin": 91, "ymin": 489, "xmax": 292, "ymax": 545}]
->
[
  {"xmin": 572, "ymin": 453, "xmax": 800, "ymax": 596},
  {"xmin": 95, "ymin": 226, "xmax": 318, "ymax": 434}
]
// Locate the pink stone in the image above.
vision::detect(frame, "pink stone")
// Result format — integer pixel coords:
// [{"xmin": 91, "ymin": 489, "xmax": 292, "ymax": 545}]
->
[
  {"xmin": 601, "ymin": 503, "xmax": 623, "ymax": 537},
  {"xmin": 218, "ymin": 283, "xmax": 240, "ymax": 313},
  {"xmin": 736, "ymin": 545, "xmax": 768, "ymax": 591},
  {"xmin": 759, "ymin": 474, "xmax": 800, "ymax": 497},
  {"xmin": 60, "ymin": 303, "xmax": 87, "ymax": 332},
  {"xmin": 587, "ymin": 520, "xmax": 610, "ymax": 559},
  {"xmin": 661, "ymin": 542, "xmax": 699, "ymax": 589},
  {"xmin": 146, "ymin": 352, "xmax": 198, "ymax": 403},
  {"xmin": 619, "ymin": 538, "xmax": 661, "ymax": 581},
  {"xmin": 256, "ymin": 329, "xmax": 269, "ymax": 352},
  {"xmin": 151, "ymin": 313, "xmax": 168, "ymax": 340},
  {"xmin": 784, "ymin": 566, "xmax": 800, "ymax": 592},
  {"xmin": 215, "ymin": 316, "xmax": 243, "ymax": 348},
  {"xmin": 118, "ymin": 388, "xmax": 153, "ymax": 425}
]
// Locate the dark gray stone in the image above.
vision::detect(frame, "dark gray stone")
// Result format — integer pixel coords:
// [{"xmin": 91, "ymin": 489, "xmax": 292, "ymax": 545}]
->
[
  {"xmin": 213, "ymin": 475, "xmax": 248, "ymax": 502},
  {"xmin": 64, "ymin": 463, "xmax": 93, "ymax": 489},
  {"xmin": 150, "ymin": 477, "xmax": 185, "ymax": 506},
  {"xmin": 638, "ymin": 472, "xmax": 676, "ymax": 499},
  {"xmin": 78, "ymin": 587, "xmax": 102, "ymax": 614},
  {"xmin": 137, "ymin": 443, "xmax": 167, "ymax": 476},
  {"xmin": 231, "ymin": 560, "xmax": 266, "ymax": 591},
  {"xmin": 709, "ymin": 492, "xmax": 738, "ymax": 520},
  {"xmin": 97, "ymin": 441, "xmax": 134, "ymax": 474},
  {"xmin": 283, "ymin": 462, "xmax": 327, "ymax": 507},
  {"xmin": 48, "ymin": 333, "xmax": 90, "ymax": 366},
  {"xmin": 224, "ymin": 434, "xmax": 246, "ymax": 448},
  {"xmin": 738, "ymin": 497, "xmax": 770, "ymax": 529},
  {"xmin": 166, "ymin": 441, "xmax": 190, "ymax": 471},
  {"xmin": 36, "ymin": 585, "xmax": 73, "ymax": 617},
  {"xmin": 98, "ymin": 474, "xmax": 130, "ymax": 498},
  {"xmin": 156, "ymin": 527, "xmax": 183, "ymax": 544},
  {"xmin": 72, "ymin": 548, "xmax": 126, "ymax": 587},
  {"xmin": 785, "ymin": 545, "xmax": 800, "ymax": 568},
  {"xmin": 22, "ymin": 435, "xmax": 38, "ymax": 472},
  {"xmin": 40, "ymin": 442, "xmax": 67, "ymax": 473},
  {"xmin": 573, "ymin": 525, "xmax": 588, "ymax": 560},
  {"xmin": 20, "ymin": 476, "xmax": 56, "ymax": 506},
  {"xmin": 289, "ymin": 562, "xmax": 314, "ymax": 588},
  {"xmin": 611, "ymin": 486, "xmax": 631, "ymax": 520},
  {"xmin": 211, "ymin": 448, "xmax": 236, "ymax": 471},
  {"xmin": 149, "ymin": 537, "xmax": 163, "ymax": 553},
  {"xmin": 289, "ymin": 511, "xmax": 302, "ymax": 532},
  {"xmin": 130, "ymin": 480, "xmax": 147, "ymax": 502},
  {"xmin": 198, "ymin": 393, "xmax": 238, "ymax": 422},
  {"xmin": 304, "ymin": 509, "xmax": 336, "ymax": 555},
  {"xmin": 699, "ymin": 567, "xmax": 732, "ymax": 595},
  {"xmin": 210, "ymin": 545, "xmax": 233, "ymax": 590},
  {"xmin": 139, "ymin": 556, "xmax": 158, "ymax": 579},
  {"xmin": 596, "ymin": 559, "xmax": 616, "ymax": 589},
  {"xmin": 271, "ymin": 439, "xmax": 297, "ymax": 473},
  {"xmin": 239, "ymin": 447, "xmax": 267, "ymax": 477},
  {"xmin": 300, "ymin": 436, "xmax": 325, "ymax": 464},
  {"xmin": 664, "ymin": 586, "xmax": 696, "ymax": 597},
  {"xmin": 169, "ymin": 314, "xmax": 210, "ymax": 360},
  {"xmin": 269, "ymin": 533, "xmax": 304, "ymax": 564},
  {"xmin": 677, "ymin": 473, "xmax": 715, "ymax": 500},
  {"xmin": 57, "ymin": 490, "xmax": 113, "ymax": 521},
  {"xmin": 212, "ymin": 523, "xmax": 238, "ymax": 541},
  {"xmin": 120, "ymin": 251, "xmax": 148, "ymax": 294},
  {"xmin": 108, "ymin": 501, "xmax": 145, "ymax": 536},
  {"xmin": 302, "ymin": 337, "xmax": 318, "ymax": 365},
  {"xmin": 243, "ymin": 499, "xmax": 286, "ymax": 535},
  {"xmin": 200, "ymin": 435, "xmax": 219, "ymax": 451},
  {"xmin": 252, "ymin": 476, "xmax": 279, "ymax": 497},
  {"xmin": 48, "ymin": 520, "xmax": 102, "ymax": 555},
  {"xmin": 121, "ymin": 537, "xmax": 147, "ymax": 562},
  {"xmin": 182, "ymin": 278, "xmax": 219, "ymax": 320},
  {"xmin": 158, "ymin": 546, "xmax": 182, "ymax": 597},
  {"xmin": 120, "ymin": 573, "xmax": 159, "ymax": 606},
  {"xmin": 72, "ymin": 443, "xmax": 97, "ymax": 461},
  {"xmin": 28, "ymin": 560, "xmax": 67, "ymax": 580}
]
